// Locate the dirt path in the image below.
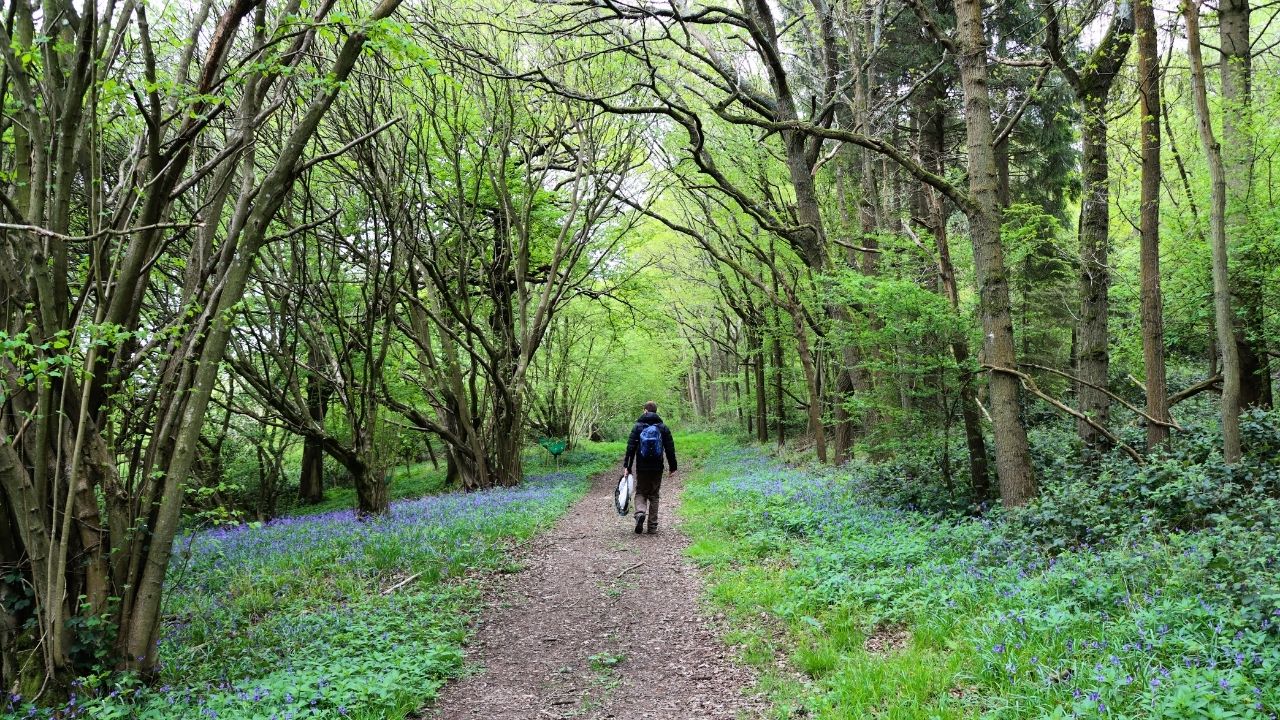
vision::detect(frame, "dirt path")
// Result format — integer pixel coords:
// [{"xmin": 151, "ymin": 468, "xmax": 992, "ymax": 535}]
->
[{"xmin": 420, "ymin": 469, "xmax": 766, "ymax": 719}]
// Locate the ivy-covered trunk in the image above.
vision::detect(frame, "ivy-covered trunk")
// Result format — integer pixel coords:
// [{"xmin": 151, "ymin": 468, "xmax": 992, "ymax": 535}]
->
[
  {"xmin": 1075, "ymin": 95, "xmax": 1113, "ymax": 453},
  {"xmin": 350, "ymin": 457, "xmax": 390, "ymax": 519}
]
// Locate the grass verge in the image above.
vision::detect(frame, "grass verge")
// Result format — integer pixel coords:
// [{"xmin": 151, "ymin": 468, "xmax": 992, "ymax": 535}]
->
[
  {"xmin": 681, "ymin": 447, "xmax": 1280, "ymax": 720},
  {"xmin": 11, "ymin": 443, "xmax": 625, "ymax": 720}
]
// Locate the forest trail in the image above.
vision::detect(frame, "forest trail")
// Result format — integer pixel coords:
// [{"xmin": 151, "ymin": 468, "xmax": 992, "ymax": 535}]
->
[{"xmin": 420, "ymin": 468, "xmax": 767, "ymax": 719}]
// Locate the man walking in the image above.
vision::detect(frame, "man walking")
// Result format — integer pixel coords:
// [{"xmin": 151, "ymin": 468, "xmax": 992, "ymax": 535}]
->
[{"xmin": 623, "ymin": 401, "xmax": 677, "ymax": 534}]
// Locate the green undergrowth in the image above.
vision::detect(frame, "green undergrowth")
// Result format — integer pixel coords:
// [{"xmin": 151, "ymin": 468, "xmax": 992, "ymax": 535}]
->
[
  {"xmin": 11, "ymin": 442, "xmax": 631, "ymax": 720},
  {"xmin": 290, "ymin": 446, "xmax": 584, "ymax": 518},
  {"xmin": 289, "ymin": 461, "xmax": 453, "ymax": 517},
  {"xmin": 682, "ymin": 431, "xmax": 1280, "ymax": 719}
]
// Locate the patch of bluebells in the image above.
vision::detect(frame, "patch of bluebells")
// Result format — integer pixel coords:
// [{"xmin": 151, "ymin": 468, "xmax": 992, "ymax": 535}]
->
[
  {"xmin": 174, "ymin": 470, "xmax": 581, "ymax": 589},
  {"xmin": 7, "ymin": 468, "xmax": 594, "ymax": 720},
  {"xmin": 687, "ymin": 448, "xmax": 1280, "ymax": 718}
]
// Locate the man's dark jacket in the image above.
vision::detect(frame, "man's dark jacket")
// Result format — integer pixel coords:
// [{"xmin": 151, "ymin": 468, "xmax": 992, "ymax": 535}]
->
[{"xmin": 624, "ymin": 412, "xmax": 677, "ymax": 473}]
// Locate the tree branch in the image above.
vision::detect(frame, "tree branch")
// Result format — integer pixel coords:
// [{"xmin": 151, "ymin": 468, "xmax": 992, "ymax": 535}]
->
[{"xmin": 986, "ymin": 364, "xmax": 1144, "ymax": 464}]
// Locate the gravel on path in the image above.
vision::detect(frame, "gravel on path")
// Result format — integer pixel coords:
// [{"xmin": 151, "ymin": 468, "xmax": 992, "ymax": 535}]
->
[{"xmin": 420, "ymin": 468, "xmax": 766, "ymax": 719}]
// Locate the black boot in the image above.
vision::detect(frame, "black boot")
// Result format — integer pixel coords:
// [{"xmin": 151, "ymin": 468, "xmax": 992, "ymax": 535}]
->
[{"xmin": 634, "ymin": 511, "xmax": 646, "ymax": 534}]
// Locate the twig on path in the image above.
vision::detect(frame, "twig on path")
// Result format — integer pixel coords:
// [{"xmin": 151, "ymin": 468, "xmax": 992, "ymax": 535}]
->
[
  {"xmin": 381, "ymin": 573, "xmax": 422, "ymax": 595},
  {"xmin": 617, "ymin": 562, "xmax": 643, "ymax": 578}
]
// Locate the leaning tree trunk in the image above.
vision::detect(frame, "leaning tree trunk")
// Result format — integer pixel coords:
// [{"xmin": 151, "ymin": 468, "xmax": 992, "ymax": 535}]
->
[
  {"xmin": 1136, "ymin": 0, "xmax": 1173, "ymax": 449},
  {"xmin": 119, "ymin": 5, "xmax": 407, "ymax": 669},
  {"xmin": 0, "ymin": 0, "xmax": 407, "ymax": 684},
  {"xmin": 1185, "ymin": 0, "xmax": 1244, "ymax": 463},
  {"xmin": 952, "ymin": 0, "xmax": 1035, "ymax": 506}
]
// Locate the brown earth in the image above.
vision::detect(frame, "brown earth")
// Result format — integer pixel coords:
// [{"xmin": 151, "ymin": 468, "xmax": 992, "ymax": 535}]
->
[{"xmin": 419, "ymin": 469, "xmax": 767, "ymax": 719}]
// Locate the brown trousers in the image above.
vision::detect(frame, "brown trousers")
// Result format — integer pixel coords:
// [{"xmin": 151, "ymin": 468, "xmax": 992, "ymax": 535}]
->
[{"xmin": 634, "ymin": 468, "xmax": 662, "ymax": 528}]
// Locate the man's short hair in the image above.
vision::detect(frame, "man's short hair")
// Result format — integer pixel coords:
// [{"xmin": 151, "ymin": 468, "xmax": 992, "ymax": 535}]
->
[{"xmin": 644, "ymin": 401, "xmax": 658, "ymax": 413}]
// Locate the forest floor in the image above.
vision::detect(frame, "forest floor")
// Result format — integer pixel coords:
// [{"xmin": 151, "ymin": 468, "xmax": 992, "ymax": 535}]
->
[{"xmin": 419, "ymin": 468, "xmax": 768, "ymax": 719}]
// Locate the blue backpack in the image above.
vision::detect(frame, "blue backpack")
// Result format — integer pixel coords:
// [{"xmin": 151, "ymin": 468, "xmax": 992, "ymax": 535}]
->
[{"xmin": 639, "ymin": 424, "xmax": 663, "ymax": 458}]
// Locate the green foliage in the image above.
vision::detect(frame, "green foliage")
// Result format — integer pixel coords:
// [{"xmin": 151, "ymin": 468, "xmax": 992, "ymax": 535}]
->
[
  {"xmin": 1015, "ymin": 407, "xmax": 1280, "ymax": 549},
  {"xmin": 827, "ymin": 267, "xmax": 974, "ymax": 451},
  {"xmin": 1002, "ymin": 203, "xmax": 1074, "ymax": 371},
  {"xmin": 64, "ymin": 599, "xmax": 118, "ymax": 676},
  {"xmin": 588, "ymin": 652, "xmax": 625, "ymax": 671}
]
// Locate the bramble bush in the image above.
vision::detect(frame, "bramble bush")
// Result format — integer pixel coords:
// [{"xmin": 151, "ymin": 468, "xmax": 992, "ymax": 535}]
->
[{"xmin": 683, "ymin": 409, "xmax": 1280, "ymax": 719}]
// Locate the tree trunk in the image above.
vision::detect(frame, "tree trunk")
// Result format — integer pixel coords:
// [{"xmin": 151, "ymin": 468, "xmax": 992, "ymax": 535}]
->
[
  {"xmin": 760, "ymin": 0, "xmax": 856, "ymax": 463},
  {"xmin": 772, "ymin": 326, "xmax": 786, "ymax": 447},
  {"xmin": 847, "ymin": 30, "xmax": 881, "ymax": 449},
  {"xmin": 753, "ymin": 329, "xmax": 769, "ymax": 443},
  {"xmin": 689, "ymin": 360, "xmax": 705, "ymax": 419},
  {"xmin": 791, "ymin": 309, "xmax": 828, "ymax": 463},
  {"xmin": 734, "ymin": 327, "xmax": 748, "ymax": 434},
  {"xmin": 446, "ymin": 446, "xmax": 464, "ymax": 488},
  {"xmin": 349, "ymin": 458, "xmax": 389, "ymax": 518},
  {"xmin": 782, "ymin": 137, "xmax": 830, "ymax": 269},
  {"xmin": 1045, "ymin": 2, "xmax": 1131, "ymax": 452},
  {"xmin": 299, "ymin": 357, "xmax": 328, "ymax": 504},
  {"xmin": 831, "ymin": 165, "xmax": 860, "ymax": 464},
  {"xmin": 1, "ymin": 498, "xmax": 17, "ymax": 683},
  {"xmin": 921, "ymin": 70, "xmax": 991, "ymax": 499},
  {"xmin": 1219, "ymin": 0, "xmax": 1270, "ymax": 410},
  {"xmin": 490, "ymin": 396, "xmax": 525, "ymax": 487},
  {"xmin": 1184, "ymin": 0, "xmax": 1244, "ymax": 463},
  {"xmin": 1076, "ymin": 93, "xmax": 1112, "ymax": 452},
  {"xmin": 952, "ymin": 0, "xmax": 1035, "ymax": 506},
  {"xmin": 832, "ymin": 363, "xmax": 855, "ymax": 462},
  {"xmin": 1136, "ymin": 0, "xmax": 1172, "ymax": 449},
  {"xmin": 994, "ymin": 135, "xmax": 1012, "ymax": 208},
  {"xmin": 299, "ymin": 439, "xmax": 326, "ymax": 504}
]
